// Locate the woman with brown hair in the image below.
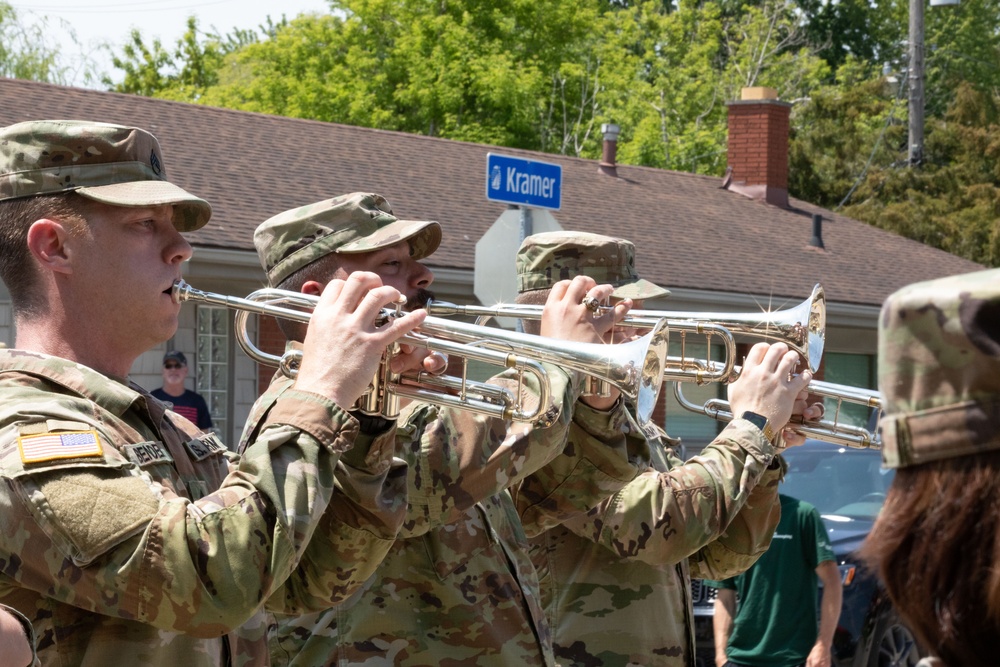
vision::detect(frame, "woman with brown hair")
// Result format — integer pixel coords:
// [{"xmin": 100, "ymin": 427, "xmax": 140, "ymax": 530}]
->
[{"xmin": 863, "ymin": 267, "xmax": 1000, "ymax": 667}]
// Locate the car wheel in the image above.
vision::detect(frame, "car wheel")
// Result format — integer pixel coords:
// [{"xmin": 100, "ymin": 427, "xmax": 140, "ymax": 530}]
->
[{"xmin": 867, "ymin": 610, "xmax": 922, "ymax": 667}]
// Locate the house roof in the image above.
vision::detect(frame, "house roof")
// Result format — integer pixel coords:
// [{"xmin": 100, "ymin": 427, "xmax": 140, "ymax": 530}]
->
[{"xmin": 0, "ymin": 77, "xmax": 983, "ymax": 307}]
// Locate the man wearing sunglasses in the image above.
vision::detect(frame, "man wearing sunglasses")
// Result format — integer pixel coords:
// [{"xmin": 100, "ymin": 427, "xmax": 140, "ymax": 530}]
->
[{"xmin": 151, "ymin": 350, "xmax": 214, "ymax": 431}]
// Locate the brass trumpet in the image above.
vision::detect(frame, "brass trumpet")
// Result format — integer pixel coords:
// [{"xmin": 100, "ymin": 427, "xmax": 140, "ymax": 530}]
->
[
  {"xmin": 171, "ymin": 281, "xmax": 670, "ymax": 427},
  {"xmin": 428, "ymin": 284, "xmax": 825, "ymax": 383},
  {"xmin": 626, "ymin": 284, "xmax": 826, "ymax": 374}
]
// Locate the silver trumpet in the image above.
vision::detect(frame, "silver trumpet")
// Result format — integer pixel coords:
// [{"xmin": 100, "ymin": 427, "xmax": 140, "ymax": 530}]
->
[
  {"xmin": 626, "ymin": 284, "xmax": 826, "ymax": 375},
  {"xmin": 429, "ymin": 284, "xmax": 825, "ymax": 383},
  {"xmin": 172, "ymin": 281, "xmax": 670, "ymax": 427},
  {"xmin": 672, "ymin": 371, "xmax": 882, "ymax": 449}
]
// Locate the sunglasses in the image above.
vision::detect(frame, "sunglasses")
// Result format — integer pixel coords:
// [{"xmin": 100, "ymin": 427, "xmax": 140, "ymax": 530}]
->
[{"xmin": 163, "ymin": 362, "xmax": 184, "ymax": 369}]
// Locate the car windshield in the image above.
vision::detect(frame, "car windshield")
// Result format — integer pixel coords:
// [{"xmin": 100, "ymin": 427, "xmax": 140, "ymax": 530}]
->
[{"xmin": 779, "ymin": 443, "xmax": 895, "ymax": 520}]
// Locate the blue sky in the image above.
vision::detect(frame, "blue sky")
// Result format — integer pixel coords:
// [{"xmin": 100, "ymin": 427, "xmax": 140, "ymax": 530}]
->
[{"xmin": 14, "ymin": 0, "xmax": 332, "ymax": 87}]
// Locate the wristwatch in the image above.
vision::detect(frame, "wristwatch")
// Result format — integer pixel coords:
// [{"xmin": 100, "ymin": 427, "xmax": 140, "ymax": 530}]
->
[{"xmin": 740, "ymin": 410, "xmax": 776, "ymax": 444}]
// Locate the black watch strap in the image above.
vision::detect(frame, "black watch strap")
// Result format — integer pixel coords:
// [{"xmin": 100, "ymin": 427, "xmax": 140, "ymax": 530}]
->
[
  {"xmin": 350, "ymin": 411, "xmax": 394, "ymax": 435},
  {"xmin": 740, "ymin": 410, "xmax": 776, "ymax": 443}
]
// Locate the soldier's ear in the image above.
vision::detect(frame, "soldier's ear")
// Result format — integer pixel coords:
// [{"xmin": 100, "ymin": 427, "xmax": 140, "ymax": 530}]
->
[
  {"xmin": 26, "ymin": 218, "xmax": 75, "ymax": 276},
  {"xmin": 301, "ymin": 280, "xmax": 324, "ymax": 297}
]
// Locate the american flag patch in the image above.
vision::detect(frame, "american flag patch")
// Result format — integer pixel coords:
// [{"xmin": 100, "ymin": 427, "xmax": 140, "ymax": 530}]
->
[{"xmin": 18, "ymin": 430, "xmax": 104, "ymax": 464}]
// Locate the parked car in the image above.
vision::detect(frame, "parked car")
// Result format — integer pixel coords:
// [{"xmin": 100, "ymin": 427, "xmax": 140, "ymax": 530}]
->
[{"xmin": 692, "ymin": 441, "xmax": 925, "ymax": 667}]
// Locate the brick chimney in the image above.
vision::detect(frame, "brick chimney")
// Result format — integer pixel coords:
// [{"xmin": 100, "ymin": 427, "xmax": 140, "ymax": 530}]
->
[{"xmin": 724, "ymin": 87, "xmax": 791, "ymax": 208}]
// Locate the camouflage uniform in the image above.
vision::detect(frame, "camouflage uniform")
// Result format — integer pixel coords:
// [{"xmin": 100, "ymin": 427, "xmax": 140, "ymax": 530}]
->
[
  {"xmin": 0, "ymin": 119, "xmax": 210, "ymax": 230},
  {"xmin": 512, "ymin": 232, "xmax": 785, "ymax": 667},
  {"xmin": 0, "ymin": 122, "xmax": 406, "ymax": 666},
  {"xmin": 877, "ymin": 267, "xmax": 1000, "ymax": 469},
  {"xmin": 0, "ymin": 351, "xmax": 403, "ymax": 667},
  {"xmin": 872, "ymin": 267, "xmax": 1000, "ymax": 667},
  {"xmin": 249, "ymin": 198, "xmax": 646, "ymax": 666}
]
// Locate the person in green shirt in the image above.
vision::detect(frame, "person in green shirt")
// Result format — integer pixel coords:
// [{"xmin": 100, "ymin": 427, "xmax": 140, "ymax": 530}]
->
[{"xmin": 709, "ymin": 491, "xmax": 842, "ymax": 667}]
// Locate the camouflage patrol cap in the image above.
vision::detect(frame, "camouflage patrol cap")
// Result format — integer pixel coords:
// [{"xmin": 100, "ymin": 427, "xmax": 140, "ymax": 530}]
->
[
  {"xmin": 0, "ymin": 119, "xmax": 210, "ymax": 231},
  {"xmin": 878, "ymin": 268, "xmax": 1000, "ymax": 468},
  {"xmin": 516, "ymin": 231, "xmax": 669, "ymax": 299},
  {"xmin": 255, "ymin": 192, "xmax": 441, "ymax": 287}
]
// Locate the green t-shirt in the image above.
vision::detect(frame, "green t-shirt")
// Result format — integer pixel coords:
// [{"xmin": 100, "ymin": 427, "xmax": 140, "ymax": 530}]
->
[{"xmin": 706, "ymin": 494, "xmax": 835, "ymax": 667}]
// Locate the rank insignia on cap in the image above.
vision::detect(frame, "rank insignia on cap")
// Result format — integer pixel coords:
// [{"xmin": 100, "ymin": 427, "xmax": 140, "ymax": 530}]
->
[{"xmin": 18, "ymin": 430, "xmax": 104, "ymax": 464}]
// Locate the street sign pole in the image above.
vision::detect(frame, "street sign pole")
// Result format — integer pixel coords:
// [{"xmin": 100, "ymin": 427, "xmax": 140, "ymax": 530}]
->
[{"xmin": 476, "ymin": 153, "xmax": 564, "ymax": 313}]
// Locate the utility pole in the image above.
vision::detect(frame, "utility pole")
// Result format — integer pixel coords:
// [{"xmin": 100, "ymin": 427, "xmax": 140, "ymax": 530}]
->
[{"xmin": 908, "ymin": 0, "xmax": 925, "ymax": 166}]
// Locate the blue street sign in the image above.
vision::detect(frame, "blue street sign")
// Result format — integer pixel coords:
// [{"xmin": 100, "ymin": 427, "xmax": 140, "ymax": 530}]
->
[{"xmin": 486, "ymin": 153, "xmax": 562, "ymax": 211}]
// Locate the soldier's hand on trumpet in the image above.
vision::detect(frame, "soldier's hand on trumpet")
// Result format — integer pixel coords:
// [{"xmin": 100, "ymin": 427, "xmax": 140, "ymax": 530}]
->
[
  {"xmin": 727, "ymin": 342, "xmax": 814, "ymax": 444},
  {"xmin": 294, "ymin": 271, "xmax": 427, "ymax": 409},
  {"xmin": 388, "ymin": 345, "xmax": 449, "ymax": 376},
  {"xmin": 542, "ymin": 277, "xmax": 632, "ymax": 411},
  {"xmin": 541, "ymin": 277, "xmax": 630, "ymax": 343},
  {"xmin": 781, "ymin": 395, "xmax": 825, "ymax": 447}
]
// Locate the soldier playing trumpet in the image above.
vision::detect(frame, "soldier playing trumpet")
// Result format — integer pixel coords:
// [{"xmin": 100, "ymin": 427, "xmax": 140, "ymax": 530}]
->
[
  {"xmin": 243, "ymin": 193, "xmax": 646, "ymax": 666},
  {"xmin": 510, "ymin": 231, "xmax": 823, "ymax": 667},
  {"xmin": 0, "ymin": 120, "xmax": 420, "ymax": 666}
]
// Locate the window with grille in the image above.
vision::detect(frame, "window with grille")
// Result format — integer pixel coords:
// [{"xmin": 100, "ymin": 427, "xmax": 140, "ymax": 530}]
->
[
  {"xmin": 196, "ymin": 306, "xmax": 229, "ymax": 439},
  {"xmin": 820, "ymin": 352, "xmax": 877, "ymax": 429}
]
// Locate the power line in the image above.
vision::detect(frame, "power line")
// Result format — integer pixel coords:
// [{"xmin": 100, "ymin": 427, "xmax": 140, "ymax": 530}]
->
[{"xmin": 835, "ymin": 77, "xmax": 906, "ymax": 211}]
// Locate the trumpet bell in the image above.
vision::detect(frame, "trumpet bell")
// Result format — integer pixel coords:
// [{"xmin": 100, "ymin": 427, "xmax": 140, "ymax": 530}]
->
[
  {"xmin": 633, "ymin": 320, "xmax": 669, "ymax": 426},
  {"xmin": 414, "ymin": 313, "xmax": 671, "ymax": 427},
  {"xmin": 429, "ymin": 283, "xmax": 827, "ymax": 383},
  {"xmin": 629, "ymin": 284, "xmax": 826, "ymax": 373}
]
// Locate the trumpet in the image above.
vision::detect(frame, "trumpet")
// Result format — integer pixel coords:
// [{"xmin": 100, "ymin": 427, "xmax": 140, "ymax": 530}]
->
[
  {"xmin": 626, "ymin": 284, "xmax": 826, "ymax": 374},
  {"xmin": 171, "ymin": 281, "xmax": 670, "ymax": 427},
  {"xmin": 672, "ymin": 370, "xmax": 882, "ymax": 449},
  {"xmin": 428, "ymin": 284, "xmax": 825, "ymax": 383}
]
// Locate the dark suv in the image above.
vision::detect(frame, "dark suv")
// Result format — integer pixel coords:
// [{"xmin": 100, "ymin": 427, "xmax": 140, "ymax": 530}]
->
[{"xmin": 693, "ymin": 442, "xmax": 925, "ymax": 667}]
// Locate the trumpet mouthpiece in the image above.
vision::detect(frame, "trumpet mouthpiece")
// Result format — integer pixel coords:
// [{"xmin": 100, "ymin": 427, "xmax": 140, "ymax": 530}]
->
[{"xmin": 170, "ymin": 280, "xmax": 191, "ymax": 305}]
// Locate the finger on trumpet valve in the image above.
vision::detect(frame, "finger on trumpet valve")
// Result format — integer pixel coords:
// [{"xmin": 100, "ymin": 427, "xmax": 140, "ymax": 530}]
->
[{"xmin": 581, "ymin": 296, "xmax": 602, "ymax": 313}]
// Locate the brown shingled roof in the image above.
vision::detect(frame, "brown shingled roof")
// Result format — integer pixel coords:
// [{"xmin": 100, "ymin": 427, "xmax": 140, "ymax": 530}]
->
[{"xmin": 0, "ymin": 77, "xmax": 982, "ymax": 306}]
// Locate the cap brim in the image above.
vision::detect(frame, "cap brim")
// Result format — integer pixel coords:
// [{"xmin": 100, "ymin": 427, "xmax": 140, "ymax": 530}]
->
[
  {"xmin": 611, "ymin": 278, "xmax": 670, "ymax": 300},
  {"xmin": 77, "ymin": 181, "xmax": 212, "ymax": 232},
  {"xmin": 338, "ymin": 219, "xmax": 442, "ymax": 260}
]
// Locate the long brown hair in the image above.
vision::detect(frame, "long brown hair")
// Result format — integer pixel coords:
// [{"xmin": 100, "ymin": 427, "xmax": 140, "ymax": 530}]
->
[{"xmin": 862, "ymin": 451, "xmax": 1000, "ymax": 667}]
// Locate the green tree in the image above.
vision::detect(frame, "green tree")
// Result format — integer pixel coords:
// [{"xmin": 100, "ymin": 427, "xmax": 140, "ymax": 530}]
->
[
  {"xmin": 0, "ymin": 2, "xmax": 82, "ymax": 83},
  {"xmin": 532, "ymin": 0, "xmax": 827, "ymax": 172},
  {"xmin": 795, "ymin": 0, "xmax": 897, "ymax": 73},
  {"xmin": 854, "ymin": 0, "xmax": 1000, "ymax": 117},
  {"xmin": 922, "ymin": 0, "xmax": 1000, "ymax": 117},
  {"xmin": 103, "ymin": 0, "xmax": 826, "ymax": 174},
  {"xmin": 589, "ymin": 0, "xmax": 729, "ymax": 172},
  {"xmin": 788, "ymin": 57, "xmax": 905, "ymax": 209},
  {"xmin": 200, "ymin": 0, "xmax": 602, "ymax": 149},
  {"xmin": 844, "ymin": 83, "xmax": 1000, "ymax": 266},
  {"xmin": 719, "ymin": 0, "xmax": 830, "ymax": 97},
  {"xmin": 105, "ymin": 16, "xmax": 274, "ymax": 100}
]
